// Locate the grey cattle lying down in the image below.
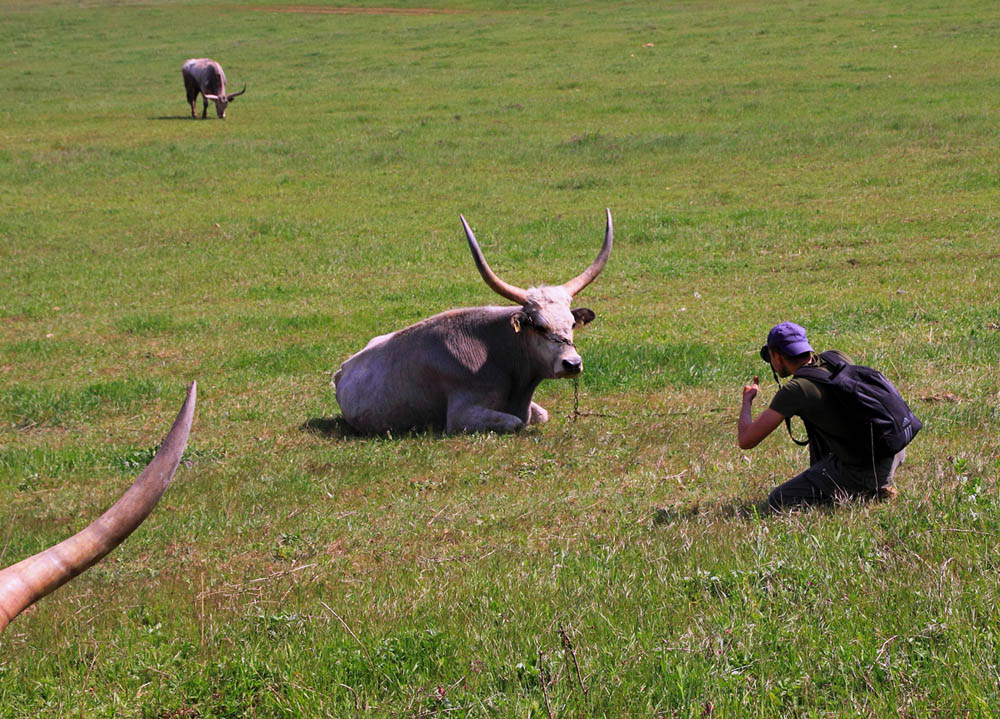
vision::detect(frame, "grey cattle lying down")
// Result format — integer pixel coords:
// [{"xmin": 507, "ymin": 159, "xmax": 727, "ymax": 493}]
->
[
  {"xmin": 181, "ymin": 58, "xmax": 246, "ymax": 119},
  {"xmin": 0, "ymin": 382, "xmax": 196, "ymax": 635},
  {"xmin": 334, "ymin": 211, "xmax": 613, "ymax": 435}
]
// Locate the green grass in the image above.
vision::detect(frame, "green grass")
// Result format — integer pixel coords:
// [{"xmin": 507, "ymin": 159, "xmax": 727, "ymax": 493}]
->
[{"xmin": 1, "ymin": 0, "xmax": 999, "ymax": 716}]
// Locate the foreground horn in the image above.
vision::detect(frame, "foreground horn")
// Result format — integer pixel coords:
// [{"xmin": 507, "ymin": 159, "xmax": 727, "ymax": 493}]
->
[
  {"xmin": 227, "ymin": 84, "xmax": 247, "ymax": 100},
  {"xmin": 0, "ymin": 382, "xmax": 196, "ymax": 635},
  {"xmin": 562, "ymin": 208, "xmax": 613, "ymax": 297},
  {"xmin": 460, "ymin": 214, "xmax": 529, "ymax": 305}
]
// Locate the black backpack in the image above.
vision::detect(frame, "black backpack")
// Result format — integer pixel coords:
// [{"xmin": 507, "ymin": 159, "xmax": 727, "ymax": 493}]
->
[{"xmin": 788, "ymin": 351, "xmax": 922, "ymax": 459}]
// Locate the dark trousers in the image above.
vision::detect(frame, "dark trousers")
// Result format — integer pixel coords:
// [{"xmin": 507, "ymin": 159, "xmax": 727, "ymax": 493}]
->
[{"xmin": 767, "ymin": 439, "xmax": 905, "ymax": 511}]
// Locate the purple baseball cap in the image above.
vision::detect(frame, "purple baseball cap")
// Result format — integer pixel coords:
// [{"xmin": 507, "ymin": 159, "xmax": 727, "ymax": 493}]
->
[{"xmin": 766, "ymin": 322, "xmax": 813, "ymax": 356}]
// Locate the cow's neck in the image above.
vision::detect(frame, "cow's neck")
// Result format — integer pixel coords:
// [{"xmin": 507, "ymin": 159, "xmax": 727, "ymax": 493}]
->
[{"xmin": 498, "ymin": 309, "xmax": 545, "ymax": 404}]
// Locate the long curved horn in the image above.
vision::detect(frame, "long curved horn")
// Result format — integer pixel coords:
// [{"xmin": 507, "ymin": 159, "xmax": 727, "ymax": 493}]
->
[
  {"xmin": 562, "ymin": 208, "xmax": 613, "ymax": 297},
  {"xmin": 226, "ymin": 84, "xmax": 247, "ymax": 101},
  {"xmin": 0, "ymin": 382, "xmax": 196, "ymax": 635},
  {"xmin": 460, "ymin": 214, "xmax": 529, "ymax": 305},
  {"xmin": 203, "ymin": 94, "xmax": 220, "ymax": 101}
]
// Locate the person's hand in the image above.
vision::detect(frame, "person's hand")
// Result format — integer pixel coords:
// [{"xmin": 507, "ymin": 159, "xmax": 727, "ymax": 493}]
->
[{"xmin": 742, "ymin": 376, "xmax": 759, "ymax": 404}]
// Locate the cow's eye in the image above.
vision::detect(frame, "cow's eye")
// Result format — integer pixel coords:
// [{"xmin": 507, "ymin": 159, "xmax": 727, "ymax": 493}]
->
[{"xmin": 545, "ymin": 333, "xmax": 573, "ymax": 346}]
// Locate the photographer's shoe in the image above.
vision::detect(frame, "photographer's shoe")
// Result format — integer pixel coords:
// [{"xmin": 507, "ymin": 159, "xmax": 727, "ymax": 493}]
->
[{"xmin": 874, "ymin": 485, "xmax": 898, "ymax": 502}]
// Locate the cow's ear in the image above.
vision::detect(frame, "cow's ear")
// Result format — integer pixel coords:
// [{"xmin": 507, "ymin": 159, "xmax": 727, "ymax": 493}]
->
[
  {"xmin": 511, "ymin": 310, "xmax": 530, "ymax": 333},
  {"xmin": 571, "ymin": 308, "xmax": 596, "ymax": 328}
]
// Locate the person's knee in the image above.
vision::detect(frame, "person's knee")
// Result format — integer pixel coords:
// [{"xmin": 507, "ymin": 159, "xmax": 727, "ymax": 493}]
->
[{"xmin": 768, "ymin": 479, "xmax": 826, "ymax": 512}]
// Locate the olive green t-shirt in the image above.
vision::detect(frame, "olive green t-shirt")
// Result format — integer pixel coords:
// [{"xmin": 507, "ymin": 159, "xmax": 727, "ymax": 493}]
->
[{"xmin": 769, "ymin": 351, "xmax": 868, "ymax": 465}]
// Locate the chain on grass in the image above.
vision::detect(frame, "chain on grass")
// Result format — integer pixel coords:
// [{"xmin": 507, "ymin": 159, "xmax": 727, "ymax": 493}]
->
[{"xmin": 571, "ymin": 376, "xmax": 619, "ymax": 421}]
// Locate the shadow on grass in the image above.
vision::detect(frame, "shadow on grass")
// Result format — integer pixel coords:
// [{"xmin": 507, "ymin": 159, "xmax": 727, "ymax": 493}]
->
[
  {"xmin": 653, "ymin": 498, "xmax": 770, "ymax": 525},
  {"xmin": 301, "ymin": 416, "xmax": 447, "ymax": 441},
  {"xmin": 652, "ymin": 492, "xmax": 896, "ymax": 525},
  {"xmin": 301, "ymin": 416, "xmax": 360, "ymax": 439},
  {"xmin": 151, "ymin": 116, "xmax": 197, "ymax": 121}
]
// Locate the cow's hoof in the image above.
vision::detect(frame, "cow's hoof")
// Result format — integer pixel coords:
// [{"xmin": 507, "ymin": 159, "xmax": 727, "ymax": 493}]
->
[{"xmin": 529, "ymin": 403, "xmax": 549, "ymax": 425}]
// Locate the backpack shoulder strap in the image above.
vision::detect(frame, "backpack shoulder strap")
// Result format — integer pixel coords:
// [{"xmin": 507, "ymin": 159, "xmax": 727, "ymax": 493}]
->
[
  {"xmin": 792, "ymin": 365, "xmax": 829, "ymax": 382},
  {"xmin": 784, "ymin": 352, "xmax": 843, "ymax": 446}
]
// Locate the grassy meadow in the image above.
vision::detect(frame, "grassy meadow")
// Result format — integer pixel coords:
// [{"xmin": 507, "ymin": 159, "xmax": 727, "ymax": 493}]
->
[{"xmin": 1, "ymin": 0, "xmax": 999, "ymax": 715}]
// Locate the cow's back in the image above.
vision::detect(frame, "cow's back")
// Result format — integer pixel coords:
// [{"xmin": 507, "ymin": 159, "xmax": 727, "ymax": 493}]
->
[{"xmin": 182, "ymin": 58, "xmax": 224, "ymax": 93}]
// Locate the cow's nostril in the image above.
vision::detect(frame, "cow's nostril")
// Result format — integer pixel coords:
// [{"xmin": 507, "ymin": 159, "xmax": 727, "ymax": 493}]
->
[{"xmin": 562, "ymin": 358, "xmax": 582, "ymax": 372}]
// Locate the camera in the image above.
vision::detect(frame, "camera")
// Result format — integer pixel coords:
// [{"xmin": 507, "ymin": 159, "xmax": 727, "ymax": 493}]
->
[{"xmin": 759, "ymin": 345, "xmax": 771, "ymax": 364}]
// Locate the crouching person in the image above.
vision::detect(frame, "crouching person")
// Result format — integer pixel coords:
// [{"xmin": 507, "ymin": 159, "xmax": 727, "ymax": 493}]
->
[{"xmin": 737, "ymin": 322, "xmax": 919, "ymax": 511}]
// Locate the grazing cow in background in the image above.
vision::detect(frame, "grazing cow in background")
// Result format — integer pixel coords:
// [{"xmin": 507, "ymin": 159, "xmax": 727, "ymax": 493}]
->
[
  {"xmin": 181, "ymin": 58, "xmax": 246, "ymax": 119},
  {"xmin": 0, "ymin": 383, "xmax": 196, "ymax": 634},
  {"xmin": 334, "ymin": 210, "xmax": 613, "ymax": 435}
]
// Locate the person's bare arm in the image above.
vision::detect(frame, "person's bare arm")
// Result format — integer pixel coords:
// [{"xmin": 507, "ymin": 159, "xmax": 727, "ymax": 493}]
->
[{"xmin": 737, "ymin": 375, "xmax": 785, "ymax": 449}]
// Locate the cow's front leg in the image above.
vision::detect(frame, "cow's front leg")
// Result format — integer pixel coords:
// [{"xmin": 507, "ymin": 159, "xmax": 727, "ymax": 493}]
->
[
  {"xmin": 446, "ymin": 395, "xmax": 525, "ymax": 434},
  {"xmin": 528, "ymin": 402, "xmax": 549, "ymax": 425},
  {"xmin": 201, "ymin": 98, "xmax": 208, "ymax": 119}
]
